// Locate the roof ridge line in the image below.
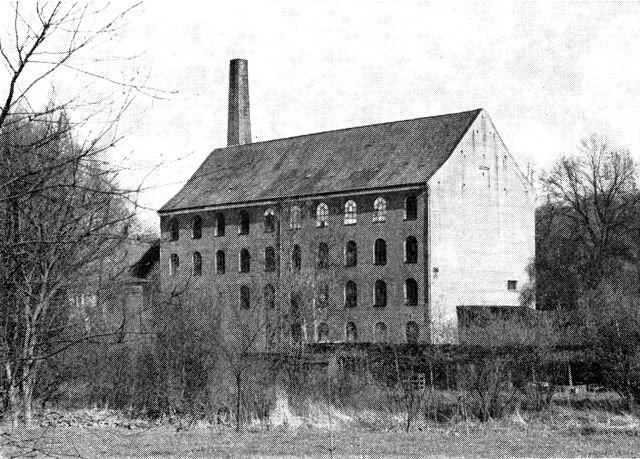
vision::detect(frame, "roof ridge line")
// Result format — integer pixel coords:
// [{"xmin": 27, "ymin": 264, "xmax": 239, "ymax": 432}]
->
[{"xmin": 218, "ymin": 108, "xmax": 484, "ymax": 150}]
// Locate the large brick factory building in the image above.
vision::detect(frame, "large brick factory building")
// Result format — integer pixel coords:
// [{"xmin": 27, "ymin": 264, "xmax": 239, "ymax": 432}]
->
[{"xmin": 158, "ymin": 59, "xmax": 534, "ymax": 347}]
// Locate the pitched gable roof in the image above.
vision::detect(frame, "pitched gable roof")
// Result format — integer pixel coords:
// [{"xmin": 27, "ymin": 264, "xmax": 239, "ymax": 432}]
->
[{"xmin": 159, "ymin": 108, "xmax": 481, "ymax": 213}]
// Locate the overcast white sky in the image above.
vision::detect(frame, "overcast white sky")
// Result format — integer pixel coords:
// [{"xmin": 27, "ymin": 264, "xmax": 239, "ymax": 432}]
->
[{"xmin": 4, "ymin": 1, "xmax": 640, "ymax": 229}]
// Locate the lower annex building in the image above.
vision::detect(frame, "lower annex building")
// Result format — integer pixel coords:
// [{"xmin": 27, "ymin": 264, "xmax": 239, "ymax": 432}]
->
[{"xmin": 158, "ymin": 59, "xmax": 535, "ymax": 347}]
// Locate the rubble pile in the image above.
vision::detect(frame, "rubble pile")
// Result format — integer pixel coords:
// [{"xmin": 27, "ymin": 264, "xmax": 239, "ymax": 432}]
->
[{"xmin": 37, "ymin": 408, "xmax": 152, "ymax": 429}]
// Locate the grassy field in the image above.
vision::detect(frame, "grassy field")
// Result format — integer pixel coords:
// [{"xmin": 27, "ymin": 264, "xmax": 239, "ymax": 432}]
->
[{"xmin": 3, "ymin": 412, "xmax": 640, "ymax": 458}]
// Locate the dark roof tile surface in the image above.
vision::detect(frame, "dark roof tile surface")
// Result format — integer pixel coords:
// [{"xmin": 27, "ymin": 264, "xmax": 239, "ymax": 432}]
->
[{"xmin": 160, "ymin": 109, "xmax": 481, "ymax": 212}]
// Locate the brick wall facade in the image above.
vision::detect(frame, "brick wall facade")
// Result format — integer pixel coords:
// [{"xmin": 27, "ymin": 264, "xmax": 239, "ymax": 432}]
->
[{"xmin": 160, "ymin": 188, "xmax": 429, "ymax": 347}]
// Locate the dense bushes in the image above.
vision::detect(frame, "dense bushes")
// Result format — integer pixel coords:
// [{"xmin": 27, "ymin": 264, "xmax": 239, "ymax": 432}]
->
[{"xmin": 23, "ymin": 300, "xmax": 640, "ymax": 430}]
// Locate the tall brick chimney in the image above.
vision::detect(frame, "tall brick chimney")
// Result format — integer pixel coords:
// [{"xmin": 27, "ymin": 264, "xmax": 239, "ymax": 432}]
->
[{"xmin": 227, "ymin": 59, "xmax": 251, "ymax": 146}]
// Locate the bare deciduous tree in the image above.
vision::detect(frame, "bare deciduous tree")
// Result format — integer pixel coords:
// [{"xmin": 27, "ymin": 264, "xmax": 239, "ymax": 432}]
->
[
  {"xmin": 0, "ymin": 1, "xmax": 164, "ymax": 427},
  {"xmin": 540, "ymin": 134, "xmax": 640, "ymax": 293},
  {"xmin": 0, "ymin": 113, "xmax": 136, "ymax": 426}
]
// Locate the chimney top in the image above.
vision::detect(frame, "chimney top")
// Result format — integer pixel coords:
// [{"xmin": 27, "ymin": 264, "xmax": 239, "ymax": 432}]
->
[{"xmin": 227, "ymin": 59, "xmax": 251, "ymax": 146}]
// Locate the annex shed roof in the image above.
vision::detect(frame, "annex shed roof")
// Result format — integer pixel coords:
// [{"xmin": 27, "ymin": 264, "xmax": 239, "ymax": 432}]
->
[{"xmin": 159, "ymin": 108, "xmax": 481, "ymax": 213}]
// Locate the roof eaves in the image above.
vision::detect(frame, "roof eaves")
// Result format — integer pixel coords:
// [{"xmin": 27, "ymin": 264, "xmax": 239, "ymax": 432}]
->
[{"xmin": 158, "ymin": 181, "xmax": 429, "ymax": 215}]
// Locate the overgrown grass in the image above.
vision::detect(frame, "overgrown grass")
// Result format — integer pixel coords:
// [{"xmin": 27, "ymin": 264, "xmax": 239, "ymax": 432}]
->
[
  {"xmin": 4, "ymin": 391, "xmax": 639, "ymax": 457},
  {"xmin": 3, "ymin": 407, "xmax": 640, "ymax": 458}
]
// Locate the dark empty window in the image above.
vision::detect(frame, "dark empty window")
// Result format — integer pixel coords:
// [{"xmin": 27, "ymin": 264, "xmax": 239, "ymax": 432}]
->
[
  {"xmin": 405, "ymin": 195, "xmax": 417, "ymax": 220},
  {"xmin": 264, "ymin": 208, "xmax": 276, "ymax": 233},
  {"xmin": 216, "ymin": 250, "xmax": 225, "ymax": 274},
  {"xmin": 346, "ymin": 322, "xmax": 358, "ymax": 342},
  {"xmin": 405, "ymin": 278, "xmax": 418, "ymax": 306},
  {"xmin": 374, "ymin": 239, "xmax": 387, "ymax": 265},
  {"xmin": 317, "ymin": 282, "xmax": 329, "ymax": 309},
  {"xmin": 291, "ymin": 292, "xmax": 302, "ymax": 343},
  {"xmin": 214, "ymin": 213, "xmax": 225, "ymax": 237},
  {"xmin": 192, "ymin": 252, "xmax": 202, "ymax": 276},
  {"xmin": 405, "ymin": 236, "xmax": 418, "ymax": 263},
  {"xmin": 406, "ymin": 321, "xmax": 419, "ymax": 344},
  {"xmin": 375, "ymin": 322, "xmax": 387, "ymax": 342},
  {"xmin": 373, "ymin": 197, "xmax": 387, "ymax": 223},
  {"xmin": 345, "ymin": 281, "xmax": 357, "ymax": 308},
  {"xmin": 344, "ymin": 200, "xmax": 357, "ymax": 225},
  {"xmin": 239, "ymin": 248, "xmax": 251, "ymax": 273},
  {"xmin": 263, "ymin": 284, "xmax": 276, "ymax": 309},
  {"xmin": 316, "ymin": 203, "xmax": 329, "ymax": 227},
  {"xmin": 169, "ymin": 253, "xmax": 179, "ymax": 276},
  {"xmin": 507, "ymin": 280, "xmax": 518, "ymax": 291},
  {"xmin": 345, "ymin": 240, "xmax": 357, "ymax": 267},
  {"xmin": 291, "ymin": 292, "xmax": 301, "ymax": 312},
  {"xmin": 265, "ymin": 246, "xmax": 276, "ymax": 272},
  {"xmin": 374, "ymin": 280, "xmax": 387, "ymax": 307},
  {"xmin": 169, "ymin": 218, "xmax": 179, "ymax": 241},
  {"xmin": 191, "ymin": 215, "xmax": 202, "ymax": 239},
  {"xmin": 238, "ymin": 211, "xmax": 250, "ymax": 235},
  {"xmin": 317, "ymin": 322, "xmax": 330, "ymax": 342},
  {"xmin": 317, "ymin": 242, "xmax": 329, "ymax": 269},
  {"xmin": 240, "ymin": 285, "xmax": 250, "ymax": 310},
  {"xmin": 292, "ymin": 244, "xmax": 301, "ymax": 271}
]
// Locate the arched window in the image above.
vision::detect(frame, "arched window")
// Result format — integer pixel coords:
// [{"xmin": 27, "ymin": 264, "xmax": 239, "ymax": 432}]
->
[
  {"xmin": 406, "ymin": 321, "xmax": 419, "ymax": 344},
  {"xmin": 374, "ymin": 239, "xmax": 387, "ymax": 265},
  {"xmin": 405, "ymin": 195, "xmax": 417, "ymax": 220},
  {"xmin": 373, "ymin": 197, "xmax": 387, "ymax": 223},
  {"xmin": 238, "ymin": 211, "xmax": 250, "ymax": 235},
  {"xmin": 316, "ymin": 282, "xmax": 329, "ymax": 309},
  {"xmin": 374, "ymin": 280, "xmax": 387, "ymax": 307},
  {"xmin": 290, "ymin": 292, "xmax": 302, "ymax": 343},
  {"xmin": 169, "ymin": 253, "xmax": 179, "ymax": 276},
  {"xmin": 405, "ymin": 278, "xmax": 418, "ymax": 306},
  {"xmin": 317, "ymin": 242, "xmax": 329, "ymax": 269},
  {"xmin": 289, "ymin": 205, "xmax": 302, "ymax": 230},
  {"xmin": 191, "ymin": 215, "xmax": 202, "ymax": 239},
  {"xmin": 405, "ymin": 236, "xmax": 418, "ymax": 263},
  {"xmin": 264, "ymin": 246, "xmax": 276, "ymax": 272},
  {"xmin": 263, "ymin": 284, "xmax": 276, "ymax": 309},
  {"xmin": 344, "ymin": 200, "xmax": 357, "ymax": 225},
  {"xmin": 290, "ymin": 291, "xmax": 301, "ymax": 313},
  {"xmin": 265, "ymin": 321, "xmax": 275, "ymax": 349},
  {"xmin": 169, "ymin": 218, "xmax": 179, "ymax": 241},
  {"xmin": 292, "ymin": 244, "xmax": 301, "ymax": 271},
  {"xmin": 317, "ymin": 322, "xmax": 330, "ymax": 342},
  {"xmin": 345, "ymin": 281, "xmax": 357, "ymax": 308},
  {"xmin": 192, "ymin": 252, "xmax": 202, "ymax": 276},
  {"xmin": 316, "ymin": 202, "xmax": 329, "ymax": 228},
  {"xmin": 345, "ymin": 240, "xmax": 357, "ymax": 267},
  {"xmin": 214, "ymin": 213, "xmax": 225, "ymax": 237},
  {"xmin": 374, "ymin": 322, "xmax": 388, "ymax": 342},
  {"xmin": 264, "ymin": 208, "xmax": 276, "ymax": 233},
  {"xmin": 346, "ymin": 322, "xmax": 358, "ymax": 342},
  {"xmin": 240, "ymin": 285, "xmax": 250, "ymax": 310},
  {"xmin": 216, "ymin": 250, "xmax": 225, "ymax": 274},
  {"xmin": 239, "ymin": 248, "xmax": 251, "ymax": 273}
]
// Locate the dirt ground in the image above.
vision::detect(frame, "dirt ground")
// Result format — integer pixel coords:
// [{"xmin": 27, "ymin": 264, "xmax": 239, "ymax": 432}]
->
[{"xmin": 3, "ymin": 421, "xmax": 640, "ymax": 458}]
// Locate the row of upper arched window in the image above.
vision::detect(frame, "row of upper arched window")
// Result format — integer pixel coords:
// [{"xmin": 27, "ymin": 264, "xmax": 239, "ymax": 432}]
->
[
  {"xmin": 167, "ymin": 237, "xmax": 418, "ymax": 277},
  {"xmin": 316, "ymin": 320, "xmax": 420, "ymax": 344},
  {"xmin": 167, "ymin": 195, "xmax": 419, "ymax": 241}
]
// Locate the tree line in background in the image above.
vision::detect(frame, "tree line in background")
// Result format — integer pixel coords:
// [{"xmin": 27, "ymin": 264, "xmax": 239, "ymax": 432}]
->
[{"xmin": 2, "ymin": 1, "xmax": 640, "ymax": 432}]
